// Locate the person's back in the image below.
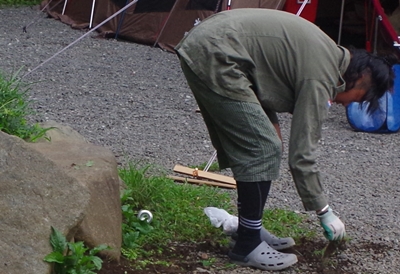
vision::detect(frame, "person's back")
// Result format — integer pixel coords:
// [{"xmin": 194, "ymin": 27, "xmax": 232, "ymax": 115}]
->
[{"xmin": 176, "ymin": 8, "xmax": 349, "ymax": 112}]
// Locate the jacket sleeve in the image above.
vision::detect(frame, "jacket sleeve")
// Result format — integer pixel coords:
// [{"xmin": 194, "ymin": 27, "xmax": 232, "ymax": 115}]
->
[{"xmin": 288, "ymin": 79, "xmax": 332, "ymax": 211}]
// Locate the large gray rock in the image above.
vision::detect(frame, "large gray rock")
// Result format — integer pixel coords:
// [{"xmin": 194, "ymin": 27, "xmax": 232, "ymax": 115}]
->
[
  {"xmin": 28, "ymin": 121, "xmax": 122, "ymax": 261},
  {"xmin": 0, "ymin": 131, "xmax": 90, "ymax": 274},
  {"xmin": 0, "ymin": 120, "xmax": 123, "ymax": 274}
]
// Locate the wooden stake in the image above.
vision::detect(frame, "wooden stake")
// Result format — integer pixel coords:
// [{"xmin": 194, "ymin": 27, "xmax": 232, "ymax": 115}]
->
[
  {"xmin": 167, "ymin": 175, "xmax": 236, "ymax": 189},
  {"xmin": 173, "ymin": 164, "xmax": 236, "ymax": 185}
]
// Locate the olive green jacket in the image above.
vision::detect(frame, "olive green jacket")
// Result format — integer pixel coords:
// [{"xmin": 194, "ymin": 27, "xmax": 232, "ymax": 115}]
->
[{"xmin": 175, "ymin": 9, "xmax": 350, "ymax": 211}]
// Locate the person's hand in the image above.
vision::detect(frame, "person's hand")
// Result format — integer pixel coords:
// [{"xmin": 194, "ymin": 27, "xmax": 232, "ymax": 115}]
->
[{"xmin": 317, "ymin": 206, "xmax": 346, "ymax": 241}]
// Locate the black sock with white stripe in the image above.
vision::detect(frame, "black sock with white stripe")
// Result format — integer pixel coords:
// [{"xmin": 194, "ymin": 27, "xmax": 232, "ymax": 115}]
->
[{"xmin": 231, "ymin": 181, "xmax": 271, "ymax": 256}]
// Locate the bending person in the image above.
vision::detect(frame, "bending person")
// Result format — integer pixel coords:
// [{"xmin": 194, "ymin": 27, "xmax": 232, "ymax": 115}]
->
[{"xmin": 175, "ymin": 8, "xmax": 395, "ymax": 271}]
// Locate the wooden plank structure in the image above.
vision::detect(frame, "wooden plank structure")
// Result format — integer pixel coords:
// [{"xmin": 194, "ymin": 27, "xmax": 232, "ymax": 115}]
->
[{"xmin": 169, "ymin": 164, "xmax": 236, "ymax": 189}]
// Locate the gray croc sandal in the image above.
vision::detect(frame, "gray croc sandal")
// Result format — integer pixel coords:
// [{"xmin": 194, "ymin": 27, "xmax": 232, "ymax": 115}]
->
[
  {"xmin": 228, "ymin": 241, "xmax": 298, "ymax": 271},
  {"xmin": 230, "ymin": 227, "xmax": 295, "ymax": 251},
  {"xmin": 260, "ymin": 227, "xmax": 296, "ymax": 250}
]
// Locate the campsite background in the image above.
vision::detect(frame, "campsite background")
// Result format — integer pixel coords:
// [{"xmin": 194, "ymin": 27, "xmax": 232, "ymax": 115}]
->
[{"xmin": 1, "ymin": 1, "xmax": 400, "ymax": 273}]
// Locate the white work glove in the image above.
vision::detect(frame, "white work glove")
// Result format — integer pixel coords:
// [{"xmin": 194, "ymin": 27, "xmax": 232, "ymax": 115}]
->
[
  {"xmin": 317, "ymin": 206, "xmax": 346, "ymax": 241},
  {"xmin": 203, "ymin": 207, "xmax": 238, "ymax": 235}
]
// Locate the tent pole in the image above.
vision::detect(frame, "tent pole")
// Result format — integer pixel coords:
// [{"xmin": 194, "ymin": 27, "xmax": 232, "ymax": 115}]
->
[
  {"xmin": 89, "ymin": 0, "xmax": 96, "ymax": 29},
  {"xmin": 116, "ymin": 0, "xmax": 130, "ymax": 39},
  {"xmin": 337, "ymin": 0, "xmax": 345, "ymax": 45},
  {"xmin": 373, "ymin": 15, "xmax": 382, "ymax": 54},
  {"xmin": 61, "ymin": 0, "xmax": 67, "ymax": 15},
  {"xmin": 296, "ymin": 0, "xmax": 309, "ymax": 16},
  {"xmin": 214, "ymin": 0, "xmax": 222, "ymax": 13},
  {"xmin": 153, "ymin": 0, "xmax": 180, "ymax": 48}
]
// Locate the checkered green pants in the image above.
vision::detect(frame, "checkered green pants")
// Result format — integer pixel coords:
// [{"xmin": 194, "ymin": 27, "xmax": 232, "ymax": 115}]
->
[{"xmin": 180, "ymin": 58, "xmax": 282, "ymax": 182}]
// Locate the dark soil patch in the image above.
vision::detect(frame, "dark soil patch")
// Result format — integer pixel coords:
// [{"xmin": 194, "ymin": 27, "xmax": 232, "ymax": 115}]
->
[{"xmin": 98, "ymin": 238, "xmax": 390, "ymax": 274}]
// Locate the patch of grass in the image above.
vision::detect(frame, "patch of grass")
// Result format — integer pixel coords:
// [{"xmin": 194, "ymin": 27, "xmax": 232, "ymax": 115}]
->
[
  {"xmin": 263, "ymin": 208, "xmax": 316, "ymax": 240},
  {"xmin": 119, "ymin": 162, "xmax": 233, "ymax": 263},
  {"xmin": 0, "ymin": 70, "xmax": 52, "ymax": 141},
  {"xmin": 119, "ymin": 162, "xmax": 317, "ymax": 269},
  {"xmin": 0, "ymin": 0, "xmax": 41, "ymax": 7}
]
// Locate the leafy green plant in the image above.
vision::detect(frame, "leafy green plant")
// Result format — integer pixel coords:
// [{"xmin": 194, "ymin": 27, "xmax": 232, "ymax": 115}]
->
[
  {"xmin": 122, "ymin": 203, "xmax": 154, "ymax": 250},
  {"xmin": 44, "ymin": 226, "xmax": 109, "ymax": 274},
  {"xmin": 201, "ymin": 257, "xmax": 216, "ymax": 267},
  {"xmin": 0, "ymin": 70, "xmax": 52, "ymax": 141}
]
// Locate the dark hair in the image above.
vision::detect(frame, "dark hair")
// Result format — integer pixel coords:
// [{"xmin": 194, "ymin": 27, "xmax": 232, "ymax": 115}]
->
[{"xmin": 343, "ymin": 48, "xmax": 397, "ymax": 113}]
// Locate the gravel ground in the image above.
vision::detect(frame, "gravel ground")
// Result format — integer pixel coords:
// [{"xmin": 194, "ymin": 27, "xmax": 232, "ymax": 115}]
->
[{"xmin": 1, "ymin": 6, "xmax": 400, "ymax": 274}]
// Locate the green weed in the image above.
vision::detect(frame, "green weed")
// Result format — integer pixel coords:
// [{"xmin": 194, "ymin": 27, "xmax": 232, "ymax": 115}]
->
[
  {"xmin": 44, "ymin": 226, "xmax": 110, "ymax": 274},
  {"xmin": 313, "ymin": 248, "xmax": 324, "ymax": 257},
  {"xmin": 0, "ymin": 70, "xmax": 52, "ymax": 141},
  {"xmin": 201, "ymin": 257, "xmax": 216, "ymax": 267}
]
